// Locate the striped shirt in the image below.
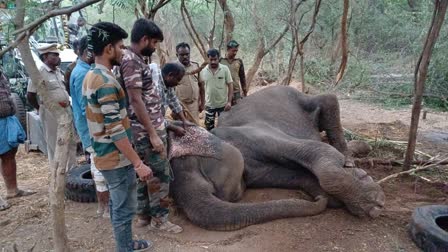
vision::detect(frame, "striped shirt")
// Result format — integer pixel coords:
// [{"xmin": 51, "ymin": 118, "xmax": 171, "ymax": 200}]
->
[{"xmin": 82, "ymin": 64, "xmax": 132, "ymax": 170}]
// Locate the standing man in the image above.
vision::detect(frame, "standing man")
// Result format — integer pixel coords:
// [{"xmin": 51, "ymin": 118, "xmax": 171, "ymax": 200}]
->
[
  {"xmin": 119, "ymin": 19, "xmax": 183, "ymax": 234},
  {"xmin": 0, "ymin": 70, "xmax": 35, "ymax": 211},
  {"xmin": 64, "ymin": 39, "xmax": 80, "ymax": 94},
  {"xmin": 175, "ymin": 42, "xmax": 205, "ymax": 123},
  {"xmin": 26, "ymin": 44, "xmax": 76, "ymax": 169},
  {"xmin": 70, "ymin": 36, "xmax": 110, "ymax": 218},
  {"xmin": 220, "ymin": 40, "xmax": 247, "ymax": 105},
  {"xmin": 83, "ymin": 22, "xmax": 153, "ymax": 251},
  {"xmin": 200, "ymin": 48, "xmax": 233, "ymax": 131}
]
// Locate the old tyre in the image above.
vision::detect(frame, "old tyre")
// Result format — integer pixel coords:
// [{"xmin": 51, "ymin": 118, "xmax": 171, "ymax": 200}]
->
[
  {"xmin": 65, "ymin": 164, "xmax": 97, "ymax": 203},
  {"xmin": 11, "ymin": 92, "xmax": 26, "ymax": 130},
  {"xmin": 409, "ymin": 205, "xmax": 448, "ymax": 251}
]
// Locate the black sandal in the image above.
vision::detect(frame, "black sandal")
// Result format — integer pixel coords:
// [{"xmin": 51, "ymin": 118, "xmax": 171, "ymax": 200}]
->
[{"xmin": 130, "ymin": 239, "xmax": 153, "ymax": 251}]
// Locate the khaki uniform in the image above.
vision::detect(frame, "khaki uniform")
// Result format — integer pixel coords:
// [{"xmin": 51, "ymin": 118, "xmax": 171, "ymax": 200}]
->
[
  {"xmin": 220, "ymin": 58, "xmax": 246, "ymax": 105},
  {"xmin": 27, "ymin": 64, "xmax": 76, "ymax": 168},
  {"xmin": 175, "ymin": 61, "xmax": 200, "ymax": 122}
]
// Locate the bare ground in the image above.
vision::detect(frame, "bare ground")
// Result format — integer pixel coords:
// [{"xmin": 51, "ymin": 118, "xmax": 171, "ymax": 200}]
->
[{"xmin": 1, "ymin": 84, "xmax": 448, "ymax": 252}]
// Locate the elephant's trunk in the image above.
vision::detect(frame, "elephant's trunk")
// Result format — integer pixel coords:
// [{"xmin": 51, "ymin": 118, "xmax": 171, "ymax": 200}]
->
[
  {"xmin": 171, "ymin": 172, "xmax": 327, "ymax": 231},
  {"xmin": 187, "ymin": 195, "xmax": 326, "ymax": 231}
]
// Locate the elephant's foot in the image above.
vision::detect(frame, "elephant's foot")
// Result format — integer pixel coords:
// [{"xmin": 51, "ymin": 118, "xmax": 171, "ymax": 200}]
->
[{"xmin": 319, "ymin": 168, "xmax": 385, "ymax": 218}]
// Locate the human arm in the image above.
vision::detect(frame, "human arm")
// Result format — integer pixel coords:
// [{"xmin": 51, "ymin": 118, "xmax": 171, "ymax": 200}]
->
[
  {"xmin": 225, "ymin": 83, "xmax": 233, "ymax": 111},
  {"xmin": 198, "ymin": 79, "xmax": 205, "ymax": 112},
  {"xmin": 27, "ymin": 92, "xmax": 39, "ymax": 111},
  {"xmin": 166, "ymin": 87, "xmax": 187, "ymax": 128},
  {"xmin": 114, "ymin": 138, "xmax": 152, "ymax": 180},
  {"xmin": 225, "ymin": 67, "xmax": 234, "ymax": 111},
  {"xmin": 167, "ymin": 123, "xmax": 186, "ymax": 137},
  {"xmin": 26, "ymin": 79, "xmax": 39, "ymax": 110},
  {"xmin": 239, "ymin": 60, "xmax": 247, "ymax": 96},
  {"xmin": 97, "ymin": 85, "xmax": 152, "ymax": 180}
]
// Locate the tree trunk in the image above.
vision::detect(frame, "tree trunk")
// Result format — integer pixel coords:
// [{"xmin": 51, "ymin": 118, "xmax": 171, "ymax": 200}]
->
[
  {"xmin": 16, "ymin": 22, "xmax": 72, "ymax": 252},
  {"xmin": 403, "ymin": 0, "xmax": 448, "ymax": 170},
  {"xmin": 246, "ymin": 0, "xmax": 292, "ymax": 91},
  {"xmin": 334, "ymin": 0, "xmax": 349, "ymax": 86},
  {"xmin": 246, "ymin": 40, "xmax": 266, "ymax": 88},
  {"xmin": 17, "ymin": 32, "xmax": 73, "ymax": 252},
  {"xmin": 299, "ymin": 53, "xmax": 305, "ymax": 92},
  {"xmin": 217, "ymin": 0, "xmax": 235, "ymax": 45},
  {"xmin": 277, "ymin": 39, "xmax": 285, "ymax": 76}
]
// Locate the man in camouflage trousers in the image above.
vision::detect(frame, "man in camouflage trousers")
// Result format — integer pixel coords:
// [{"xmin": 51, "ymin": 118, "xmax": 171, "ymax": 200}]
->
[{"xmin": 119, "ymin": 19, "xmax": 185, "ymax": 234}]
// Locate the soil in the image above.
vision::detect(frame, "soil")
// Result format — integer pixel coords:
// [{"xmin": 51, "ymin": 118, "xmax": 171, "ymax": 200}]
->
[{"xmin": 1, "ymin": 83, "xmax": 447, "ymax": 252}]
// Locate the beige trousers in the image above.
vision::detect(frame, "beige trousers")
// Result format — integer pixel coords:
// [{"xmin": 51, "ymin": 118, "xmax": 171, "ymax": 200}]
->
[{"xmin": 40, "ymin": 107, "xmax": 77, "ymax": 170}]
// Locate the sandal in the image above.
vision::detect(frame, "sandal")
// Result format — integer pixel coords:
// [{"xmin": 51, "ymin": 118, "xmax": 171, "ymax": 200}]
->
[
  {"xmin": 129, "ymin": 239, "xmax": 153, "ymax": 252},
  {"xmin": 150, "ymin": 219, "xmax": 183, "ymax": 234},
  {"xmin": 0, "ymin": 201, "xmax": 10, "ymax": 211},
  {"xmin": 6, "ymin": 189, "xmax": 36, "ymax": 199}
]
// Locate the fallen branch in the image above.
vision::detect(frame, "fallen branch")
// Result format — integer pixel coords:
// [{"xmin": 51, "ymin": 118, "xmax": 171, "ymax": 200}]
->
[
  {"xmin": 377, "ymin": 156, "xmax": 448, "ymax": 184},
  {"xmin": 355, "ymin": 158, "xmax": 448, "ymax": 167}
]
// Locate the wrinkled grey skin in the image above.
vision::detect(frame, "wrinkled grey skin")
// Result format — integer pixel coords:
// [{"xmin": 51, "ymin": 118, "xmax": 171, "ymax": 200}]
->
[{"xmin": 169, "ymin": 86, "xmax": 385, "ymax": 231}]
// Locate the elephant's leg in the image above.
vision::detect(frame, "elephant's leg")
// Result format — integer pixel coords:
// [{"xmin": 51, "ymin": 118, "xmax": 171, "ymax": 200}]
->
[
  {"xmin": 310, "ymin": 94, "xmax": 354, "ymax": 167},
  {"xmin": 246, "ymin": 163, "xmax": 343, "ymax": 208}
]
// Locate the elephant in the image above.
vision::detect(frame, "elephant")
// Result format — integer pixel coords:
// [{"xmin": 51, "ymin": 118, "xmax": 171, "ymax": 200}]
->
[{"xmin": 168, "ymin": 86, "xmax": 385, "ymax": 231}]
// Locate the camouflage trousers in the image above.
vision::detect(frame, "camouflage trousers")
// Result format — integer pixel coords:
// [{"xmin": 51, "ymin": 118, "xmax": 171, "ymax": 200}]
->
[
  {"xmin": 204, "ymin": 106, "xmax": 225, "ymax": 131},
  {"xmin": 135, "ymin": 130, "xmax": 172, "ymax": 219}
]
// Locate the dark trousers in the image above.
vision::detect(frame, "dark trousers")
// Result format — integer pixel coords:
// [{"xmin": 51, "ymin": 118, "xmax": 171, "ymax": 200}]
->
[{"xmin": 204, "ymin": 106, "xmax": 225, "ymax": 130}]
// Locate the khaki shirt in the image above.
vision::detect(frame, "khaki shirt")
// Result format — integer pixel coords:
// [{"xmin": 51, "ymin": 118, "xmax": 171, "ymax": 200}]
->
[
  {"xmin": 220, "ymin": 58, "xmax": 243, "ymax": 92},
  {"xmin": 27, "ymin": 64, "xmax": 70, "ymax": 107},
  {"xmin": 176, "ymin": 61, "xmax": 200, "ymax": 104},
  {"xmin": 200, "ymin": 64, "xmax": 233, "ymax": 109}
]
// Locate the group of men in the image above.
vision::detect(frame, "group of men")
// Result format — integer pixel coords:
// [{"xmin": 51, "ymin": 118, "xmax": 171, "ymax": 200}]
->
[{"xmin": 0, "ymin": 17, "xmax": 247, "ymax": 252}]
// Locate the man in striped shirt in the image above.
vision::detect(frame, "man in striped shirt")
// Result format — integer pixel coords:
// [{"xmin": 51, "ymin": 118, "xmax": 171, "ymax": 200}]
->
[{"xmin": 83, "ymin": 22, "xmax": 153, "ymax": 252}]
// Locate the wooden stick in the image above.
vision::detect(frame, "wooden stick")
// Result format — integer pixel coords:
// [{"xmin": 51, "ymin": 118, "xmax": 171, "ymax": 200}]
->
[{"xmin": 377, "ymin": 157, "xmax": 448, "ymax": 184}]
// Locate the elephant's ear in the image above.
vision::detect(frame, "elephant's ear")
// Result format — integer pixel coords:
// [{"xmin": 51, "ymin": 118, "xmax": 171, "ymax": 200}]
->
[{"xmin": 168, "ymin": 126, "xmax": 223, "ymax": 161}]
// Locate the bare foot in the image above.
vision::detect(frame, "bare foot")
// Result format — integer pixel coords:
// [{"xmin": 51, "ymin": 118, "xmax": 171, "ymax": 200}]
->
[{"xmin": 6, "ymin": 189, "xmax": 36, "ymax": 199}]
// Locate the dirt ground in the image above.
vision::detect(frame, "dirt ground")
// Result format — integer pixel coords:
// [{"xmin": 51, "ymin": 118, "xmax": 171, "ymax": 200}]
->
[{"xmin": 1, "ymin": 83, "xmax": 448, "ymax": 252}]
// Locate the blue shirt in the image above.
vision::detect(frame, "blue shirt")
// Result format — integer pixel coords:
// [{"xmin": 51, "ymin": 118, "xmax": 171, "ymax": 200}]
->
[{"xmin": 70, "ymin": 59, "xmax": 91, "ymax": 150}]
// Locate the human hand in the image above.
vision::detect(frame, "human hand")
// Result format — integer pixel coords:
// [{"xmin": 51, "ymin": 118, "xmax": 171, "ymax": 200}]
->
[
  {"xmin": 149, "ymin": 134, "xmax": 165, "ymax": 153},
  {"xmin": 224, "ymin": 102, "xmax": 231, "ymax": 111},
  {"xmin": 149, "ymin": 134, "xmax": 167, "ymax": 159},
  {"xmin": 171, "ymin": 125, "xmax": 186, "ymax": 137},
  {"xmin": 134, "ymin": 161, "xmax": 153, "ymax": 181}
]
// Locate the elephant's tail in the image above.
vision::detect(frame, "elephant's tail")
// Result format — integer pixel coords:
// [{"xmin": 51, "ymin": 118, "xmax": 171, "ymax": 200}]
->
[{"xmin": 171, "ymin": 165, "xmax": 327, "ymax": 231}]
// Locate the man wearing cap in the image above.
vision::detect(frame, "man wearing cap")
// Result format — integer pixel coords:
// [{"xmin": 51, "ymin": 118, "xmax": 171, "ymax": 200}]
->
[
  {"xmin": 26, "ymin": 43, "xmax": 76, "ymax": 168},
  {"xmin": 220, "ymin": 40, "xmax": 247, "ymax": 105},
  {"xmin": 175, "ymin": 42, "xmax": 205, "ymax": 123}
]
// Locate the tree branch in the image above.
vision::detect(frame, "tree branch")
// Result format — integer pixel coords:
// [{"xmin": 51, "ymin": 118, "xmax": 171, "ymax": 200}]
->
[
  {"xmin": 13, "ymin": 0, "xmax": 101, "ymax": 36},
  {"xmin": 180, "ymin": 0, "xmax": 207, "ymax": 60}
]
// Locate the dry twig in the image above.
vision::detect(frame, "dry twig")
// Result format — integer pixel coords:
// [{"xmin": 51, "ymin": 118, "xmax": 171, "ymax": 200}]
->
[{"xmin": 377, "ymin": 156, "xmax": 448, "ymax": 184}]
